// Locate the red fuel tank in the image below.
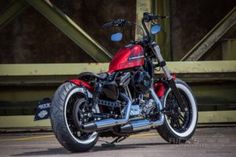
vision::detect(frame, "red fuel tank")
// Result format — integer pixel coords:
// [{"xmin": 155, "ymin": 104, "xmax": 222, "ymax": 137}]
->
[{"xmin": 108, "ymin": 44, "xmax": 144, "ymax": 73}]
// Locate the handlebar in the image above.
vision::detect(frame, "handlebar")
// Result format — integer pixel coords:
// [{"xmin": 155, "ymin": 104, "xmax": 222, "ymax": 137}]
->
[
  {"xmin": 102, "ymin": 19, "xmax": 131, "ymax": 28},
  {"xmin": 102, "ymin": 13, "xmax": 168, "ymax": 29},
  {"xmin": 142, "ymin": 12, "xmax": 169, "ymax": 40},
  {"xmin": 143, "ymin": 12, "xmax": 169, "ymax": 22},
  {"xmin": 102, "ymin": 12, "xmax": 169, "ymax": 42}
]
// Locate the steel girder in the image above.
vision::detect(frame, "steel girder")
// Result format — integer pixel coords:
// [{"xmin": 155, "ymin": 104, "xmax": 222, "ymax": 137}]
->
[
  {"xmin": 181, "ymin": 7, "xmax": 236, "ymax": 61},
  {"xmin": 0, "ymin": 0, "xmax": 112, "ymax": 62},
  {"xmin": 0, "ymin": 0, "xmax": 28, "ymax": 29}
]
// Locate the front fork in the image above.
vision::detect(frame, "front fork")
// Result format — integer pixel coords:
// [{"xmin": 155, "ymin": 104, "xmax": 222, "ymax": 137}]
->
[{"xmin": 152, "ymin": 43, "xmax": 186, "ymax": 112}]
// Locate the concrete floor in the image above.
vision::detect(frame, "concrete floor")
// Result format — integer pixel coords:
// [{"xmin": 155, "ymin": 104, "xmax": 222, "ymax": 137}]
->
[{"xmin": 0, "ymin": 127, "xmax": 235, "ymax": 157}]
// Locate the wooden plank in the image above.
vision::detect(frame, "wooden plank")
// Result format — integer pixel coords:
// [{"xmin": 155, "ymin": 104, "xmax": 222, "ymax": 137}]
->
[
  {"xmin": 0, "ymin": 61, "xmax": 236, "ymax": 76},
  {"xmin": 181, "ymin": 7, "xmax": 236, "ymax": 61},
  {"xmin": 25, "ymin": 0, "xmax": 112, "ymax": 62},
  {"xmin": 0, "ymin": 111, "xmax": 236, "ymax": 128}
]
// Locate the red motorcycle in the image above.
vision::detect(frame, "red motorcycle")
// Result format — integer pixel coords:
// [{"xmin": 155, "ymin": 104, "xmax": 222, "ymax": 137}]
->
[{"xmin": 39, "ymin": 12, "xmax": 198, "ymax": 152}]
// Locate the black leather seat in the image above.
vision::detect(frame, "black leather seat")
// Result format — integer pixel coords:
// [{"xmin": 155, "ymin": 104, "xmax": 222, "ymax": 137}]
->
[{"xmin": 78, "ymin": 72, "xmax": 108, "ymax": 81}]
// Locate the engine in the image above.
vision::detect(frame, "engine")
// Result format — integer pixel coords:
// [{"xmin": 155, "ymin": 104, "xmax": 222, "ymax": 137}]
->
[
  {"xmin": 99, "ymin": 69, "xmax": 151, "ymax": 101},
  {"xmin": 132, "ymin": 70, "xmax": 152, "ymax": 93},
  {"xmin": 97, "ymin": 69, "xmax": 155, "ymax": 120},
  {"xmin": 129, "ymin": 98, "xmax": 157, "ymax": 119}
]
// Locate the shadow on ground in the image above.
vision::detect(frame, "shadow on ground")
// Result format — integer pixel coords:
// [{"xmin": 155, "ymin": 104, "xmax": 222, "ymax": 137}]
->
[{"xmin": 12, "ymin": 142, "xmax": 169, "ymax": 156}]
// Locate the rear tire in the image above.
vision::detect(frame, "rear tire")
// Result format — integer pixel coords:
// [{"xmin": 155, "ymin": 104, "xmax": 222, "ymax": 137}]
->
[
  {"xmin": 50, "ymin": 82, "xmax": 98, "ymax": 152},
  {"xmin": 157, "ymin": 79, "xmax": 198, "ymax": 143}
]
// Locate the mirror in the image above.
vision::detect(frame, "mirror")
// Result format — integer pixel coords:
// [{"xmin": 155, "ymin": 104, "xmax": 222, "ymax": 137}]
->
[
  {"xmin": 150, "ymin": 24, "xmax": 161, "ymax": 34},
  {"xmin": 111, "ymin": 32, "xmax": 123, "ymax": 42}
]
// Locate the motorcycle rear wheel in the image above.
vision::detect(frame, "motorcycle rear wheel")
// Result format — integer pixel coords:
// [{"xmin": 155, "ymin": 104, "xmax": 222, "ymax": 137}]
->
[
  {"xmin": 50, "ymin": 82, "xmax": 98, "ymax": 152},
  {"xmin": 157, "ymin": 79, "xmax": 198, "ymax": 143}
]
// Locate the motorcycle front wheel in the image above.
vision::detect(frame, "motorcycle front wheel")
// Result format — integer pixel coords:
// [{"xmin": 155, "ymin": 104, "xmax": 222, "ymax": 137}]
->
[
  {"xmin": 157, "ymin": 79, "xmax": 198, "ymax": 143},
  {"xmin": 50, "ymin": 82, "xmax": 98, "ymax": 152}
]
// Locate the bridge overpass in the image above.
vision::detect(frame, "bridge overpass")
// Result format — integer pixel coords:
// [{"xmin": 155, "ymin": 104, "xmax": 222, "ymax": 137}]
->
[{"xmin": 0, "ymin": 0, "xmax": 236, "ymax": 128}]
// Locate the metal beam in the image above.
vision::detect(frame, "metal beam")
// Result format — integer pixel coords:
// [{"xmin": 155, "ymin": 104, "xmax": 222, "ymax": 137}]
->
[
  {"xmin": 136, "ymin": 0, "xmax": 152, "ymax": 40},
  {"xmin": 0, "ymin": 89, "xmax": 54, "ymax": 102},
  {"xmin": 25, "ymin": 0, "xmax": 112, "ymax": 62},
  {"xmin": 0, "ymin": 63, "xmax": 109, "ymax": 76},
  {"xmin": 152, "ymin": 0, "xmax": 171, "ymax": 60},
  {"xmin": 0, "ymin": 115, "xmax": 51, "ymax": 128},
  {"xmin": 0, "ymin": 61, "xmax": 236, "ymax": 76},
  {"xmin": 198, "ymin": 111, "xmax": 236, "ymax": 123},
  {"xmin": 0, "ymin": 0, "xmax": 28, "ymax": 29},
  {"xmin": 1, "ymin": 82, "xmax": 236, "ymax": 105},
  {"xmin": 181, "ymin": 7, "xmax": 236, "ymax": 61},
  {"xmin": 222, "ymin": 39, "xmax": 236, "ymax": 60},
  {"xmin": 1, "ymin": 111, "xmax": 236, "ymax": 128}
]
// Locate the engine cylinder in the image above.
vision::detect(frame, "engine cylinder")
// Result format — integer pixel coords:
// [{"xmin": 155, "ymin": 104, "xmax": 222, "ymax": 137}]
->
[{"xmin": 132, "ymin": 71, "xmax": 151, "ymax": 93}]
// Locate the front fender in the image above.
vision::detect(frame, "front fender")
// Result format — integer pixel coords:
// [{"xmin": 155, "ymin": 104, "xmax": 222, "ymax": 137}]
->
[
  {"xmin": 154, "ymin": 81, "xmax": 167, "ymax": 98},
  {"xmin": 69, "ymin": 79, "xmax": 94, "ymax": 92}
]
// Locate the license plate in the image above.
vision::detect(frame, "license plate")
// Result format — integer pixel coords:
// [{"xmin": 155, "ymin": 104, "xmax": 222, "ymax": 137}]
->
[{"xmin": 34, "ymin": 98, "xmax": 51, "ymax": 121}]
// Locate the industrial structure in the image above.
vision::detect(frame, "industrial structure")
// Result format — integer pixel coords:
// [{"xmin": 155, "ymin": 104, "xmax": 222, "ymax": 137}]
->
[{"xmin": 0, "ymin": 0, "xmax": 236, "ymax": 128}]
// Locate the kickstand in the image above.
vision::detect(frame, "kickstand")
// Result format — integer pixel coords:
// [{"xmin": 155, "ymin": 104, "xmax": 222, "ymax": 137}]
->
[{"xmin": 101, "ymin": 136, "xmax": 128, "ymax": 147}]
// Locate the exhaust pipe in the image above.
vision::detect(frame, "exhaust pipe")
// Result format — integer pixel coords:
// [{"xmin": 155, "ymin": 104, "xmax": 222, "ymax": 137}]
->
[
  {"xmin": 121, "ymin": 88, "xmax": 164, "ymax": 132},
  {"xmin": 82, "ymin": 93, "xmax": 131, "ymax": 131},
  {"xmin": 120, "ymin": 114, "xmax": 164, "ymax": 132}
]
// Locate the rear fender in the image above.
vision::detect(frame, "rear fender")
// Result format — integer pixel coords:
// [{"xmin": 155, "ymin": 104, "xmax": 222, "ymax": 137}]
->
[
  {"xmin": 35, "ymin": 80, "xmax": 94, "ymax": 121},
  {"xmin": 69, "ymin": 79, "xmax": 94, "ymax": 92}
]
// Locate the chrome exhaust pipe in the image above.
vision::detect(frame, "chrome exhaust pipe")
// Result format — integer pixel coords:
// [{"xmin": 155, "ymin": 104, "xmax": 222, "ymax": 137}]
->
[
  {"xmin": 82, "ymin": 93, "xmax": 131, "ymax": 131},
  {"xmin": 121, "ymin": 88, "xmax": 165, "ymax": 132},
  {"xmin": 120, "ymin": 114, "xmax": 164, "ymax": 132}
]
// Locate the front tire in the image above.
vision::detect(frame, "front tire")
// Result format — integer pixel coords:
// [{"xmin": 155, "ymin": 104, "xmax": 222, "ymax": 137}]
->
[
  {"xmin": 157, "ymin": 79, "xmax": 198, "ymax": 143},
  {"xmin": 50, "ymin": 82, "xmax": 98, "ymax": 152}
]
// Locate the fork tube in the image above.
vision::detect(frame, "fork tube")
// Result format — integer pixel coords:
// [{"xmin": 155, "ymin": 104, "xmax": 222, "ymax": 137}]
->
[
  {"xmin": 151, "ymin": 42, "xmax": 186, "ymax": 112},
  {"xmin": 152, "ymin": 42, "xmax": 172, "ymax": 80}
]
